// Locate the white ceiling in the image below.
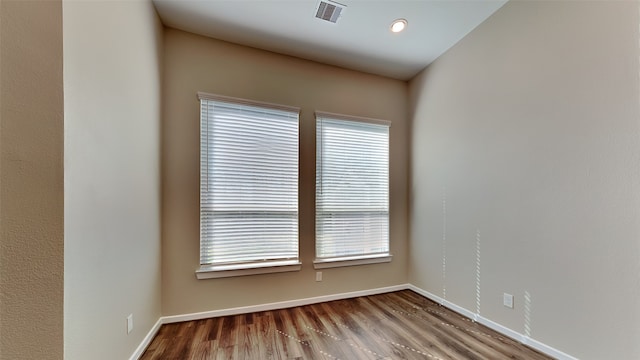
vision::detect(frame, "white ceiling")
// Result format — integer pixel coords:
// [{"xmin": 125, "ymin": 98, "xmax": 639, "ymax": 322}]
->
[{"xmin": 153, "ymin": 0, "xmax": 507, "ymax": 80}]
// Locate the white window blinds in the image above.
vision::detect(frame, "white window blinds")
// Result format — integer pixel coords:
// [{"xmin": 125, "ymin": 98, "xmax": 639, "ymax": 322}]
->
[
  {"xmin": 199, "ymin": 93, "xmax": 299, "ymax": 267},
  {"xmin": 315, "ymin": 112, "xmax": 390, "ymax": 261}
]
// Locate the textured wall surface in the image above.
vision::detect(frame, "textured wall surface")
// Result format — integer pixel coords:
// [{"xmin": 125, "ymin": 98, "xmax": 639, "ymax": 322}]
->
[
  {"xmin": 63, "ymin": 1, "xmax": 163, "ymax": 359},
  {"xmin": 162, "ymin": 28, "xmax": 409, "ymax": 316},
  {"xmin": 0, "ymin": 1, "xmax": 64, "ymax": 359},
  {"xmin": 409, "ymin": 2, "xmax": 640, "ymax": 359}
]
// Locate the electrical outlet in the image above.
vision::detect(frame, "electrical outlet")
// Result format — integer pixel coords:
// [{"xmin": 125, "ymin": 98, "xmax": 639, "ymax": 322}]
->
[
  {"xmin": 127, "ymin": 314, "xmax": 134, "ymax": 334},
  {"xmin": 503, "ymin": 293, "xmax": 514, "ymax": 309},
  {"xmin": 316, "ymin": 271, "xmax": 322, "ymax": 282}
]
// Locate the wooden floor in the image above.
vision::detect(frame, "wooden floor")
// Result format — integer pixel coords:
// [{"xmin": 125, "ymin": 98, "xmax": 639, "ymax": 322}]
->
[{"xmin": 141, "ymin": 290, "xmax": 553, "ymax": 360}]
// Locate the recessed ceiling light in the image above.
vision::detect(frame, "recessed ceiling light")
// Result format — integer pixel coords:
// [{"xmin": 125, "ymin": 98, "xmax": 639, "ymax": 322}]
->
[{"xmin": 390, "ymin": 19, "xmax": 407, "ymax": 33}]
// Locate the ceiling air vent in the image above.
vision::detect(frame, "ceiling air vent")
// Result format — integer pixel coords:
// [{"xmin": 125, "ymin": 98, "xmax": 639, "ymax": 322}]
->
[{"xmin": 315, "ymin": 0, "xmax": 345, "ymax": 24}]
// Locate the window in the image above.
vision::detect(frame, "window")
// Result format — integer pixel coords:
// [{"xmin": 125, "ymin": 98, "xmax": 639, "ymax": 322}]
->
[
  {"xmin": 314, "ymin": 112, "xmax": 391, "ymax": 269},
  {"xmin": 197, "ymin": 93, "xmax": 300, "ymax": 279}
]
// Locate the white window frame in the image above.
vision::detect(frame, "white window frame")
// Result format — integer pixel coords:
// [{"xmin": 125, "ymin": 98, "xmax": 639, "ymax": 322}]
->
[
  {"xmin": 314, "ymin": 111, "xmax": 392, "ymax": 269},
  {"xmin": 197, "ymin": 92, "xmax": 301, "ymax": 279}
]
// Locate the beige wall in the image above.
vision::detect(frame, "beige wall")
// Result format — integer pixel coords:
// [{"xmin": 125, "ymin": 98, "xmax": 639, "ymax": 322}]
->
[
  {"xmin": 0, "ymin": 1, "xmax": 64, "ymax": 359},
  {"xmin": 162, "ymin": 28, "xmax": 408, "ymax": 315},
  {"xmin": 63, "ymin": 1, "xmax": 163, "ymax": 359},
  {"xmin": 409, "ymin": 1, "xmax": 640, "ymax": 359}
]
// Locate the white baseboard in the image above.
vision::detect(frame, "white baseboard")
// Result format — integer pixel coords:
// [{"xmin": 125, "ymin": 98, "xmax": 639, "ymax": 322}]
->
[
  {"xmin": 128, "ymin": 317, "xmax": 163, "ymax": 360},
  {"xmin": 131, "ymin": 285, "xmax": 409, "ymax": 359},
  {"xmin": 131, "ymin": 284, "xmax": 577, "ymax": 360},
  {"xmin": 162, "ymin": 284, "xmax": 409, "ymax": 324},
  {"xmin": 407, "ymin": 284, "xmax": 579, "ymax": 360}
]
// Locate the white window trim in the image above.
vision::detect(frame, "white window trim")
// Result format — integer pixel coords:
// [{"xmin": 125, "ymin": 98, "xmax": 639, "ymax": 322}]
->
[
  {"xmin": 198, "ymin": 92, "xmax": 300, "ymax": 113},
  {"xmin": 197, "ymin": 92, "xmax": 300, "ymax": 279},
  {"xmin": 313, "ymin": 254, "xmax": 393, "ymax": 269},
  {"xmin": 314, "ymin": 111, "xmax": 392, "ymax": 266},
  {"xmin": 196, "ymin": 260, "xmax": 302, "ymax": 279},
  {"xmin": 314, "ymin": 111, "xmax": 391, "ymax": 127}
]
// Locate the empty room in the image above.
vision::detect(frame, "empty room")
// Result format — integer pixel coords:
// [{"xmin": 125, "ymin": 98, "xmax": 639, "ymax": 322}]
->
[{"xmin": 1, "ymin": 0, "xmax": 639, "ymax": 359}]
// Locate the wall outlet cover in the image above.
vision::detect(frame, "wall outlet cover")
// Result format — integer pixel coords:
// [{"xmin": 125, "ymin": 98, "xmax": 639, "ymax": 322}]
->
[
  {"xmin": 127, "ymin": 314, "xmax": 134, "ymax": 334},
  {"xmin": 503, "ymin": 293, "xmax": 514, "ymax": 309}
]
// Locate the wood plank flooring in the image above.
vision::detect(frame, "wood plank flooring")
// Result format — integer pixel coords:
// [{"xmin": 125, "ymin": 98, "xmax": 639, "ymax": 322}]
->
[{"xmin": 141, "ymin": 290, "xmax": 553, "ymax": 360}]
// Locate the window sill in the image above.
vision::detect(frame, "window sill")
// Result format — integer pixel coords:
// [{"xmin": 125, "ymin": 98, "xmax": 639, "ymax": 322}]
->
[
  {"xmin": 196, "ymin": 260, "xmax": 302, "ymax": 279},
  {"xmin": 313, "ymin": 254, "xmax": 392, "ymax": 269}
]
